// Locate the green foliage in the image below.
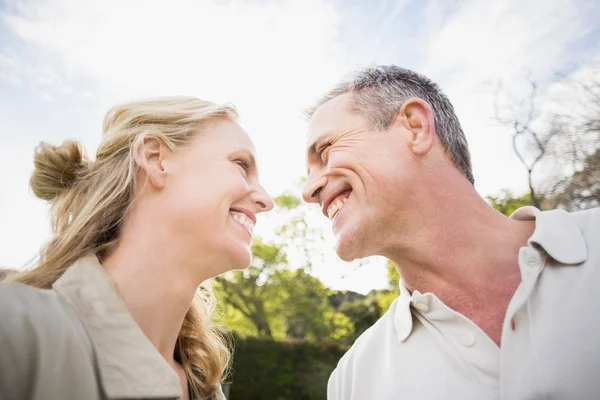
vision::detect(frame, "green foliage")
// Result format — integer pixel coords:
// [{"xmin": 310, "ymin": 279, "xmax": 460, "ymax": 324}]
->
[
  {"xmin": 335, "ymin": 291, "xmax": 381, "ymax": 342},
  {"xmin": 487, "ymin": 190, "xmax": 533, "ymax": 216},
  {"xmin": 214, "ymin": 236, "xmax": 287, "ymax": 338},
  {"xmin": 327, "ymin": 285, "xmax": 401, "ymax": 344},
  {"xmin": 269, "ymin": 269, "xmax": 353, "ymax": 341},
  {"xmin": 375, "ymin": 289, "xmax": 399, "ymax": 313},
  {"xmin": 228, "ymin": 334, "xmax": 347, "ymax": 400},
  {"xmin": 251, "ymin": 237, "xmax": 287, "ymax": 266},
  {"xmin": 215, "ymin": 193, "xmax": 349, "ymax": 343},
  {"xmin": 386, "ymin": 260, "xmax": 400, "ymax": 290},
  {"xmin": 274, "ymin": 193, "xmax": 302, "ymax": 210},
  {"xmin": 216, "ymin": 265, "xmax": 354, "ymax": 342}
]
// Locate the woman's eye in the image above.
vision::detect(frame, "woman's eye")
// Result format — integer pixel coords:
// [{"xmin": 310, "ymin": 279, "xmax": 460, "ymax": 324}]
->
[{"xmin": 235, "ymin": 160, "xmax": 251, "ymax": 173}]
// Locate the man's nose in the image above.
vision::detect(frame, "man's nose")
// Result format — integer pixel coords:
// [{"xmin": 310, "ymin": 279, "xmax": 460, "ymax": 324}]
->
[{"xmin": 302, "ymin": 174, "xmax": 325, "ymax": 204}]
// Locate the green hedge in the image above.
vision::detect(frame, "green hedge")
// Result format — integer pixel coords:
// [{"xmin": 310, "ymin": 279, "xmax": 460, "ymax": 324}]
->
[{"xmin": 227, "ymin": 335, "xmax": 348, "ymax": 400}]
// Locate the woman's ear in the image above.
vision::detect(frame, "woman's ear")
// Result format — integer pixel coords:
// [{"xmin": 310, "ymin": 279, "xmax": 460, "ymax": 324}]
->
[{"xmin": 134, "ymin": 135, "xmax": 168, "ymax": 189}]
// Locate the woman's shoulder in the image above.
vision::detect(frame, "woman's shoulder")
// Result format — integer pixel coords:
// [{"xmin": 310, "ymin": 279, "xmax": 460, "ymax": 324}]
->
[
  {"xmin": 1, "ymin": 281, "xmax": 72, "ymax": 321},
  {"xmin": 0, "ymin": 282, "xmax": 102, "ymax": 399},
  {"xmin": 0, "ymin": 282, "xmax": 94, "ymax": 352}
]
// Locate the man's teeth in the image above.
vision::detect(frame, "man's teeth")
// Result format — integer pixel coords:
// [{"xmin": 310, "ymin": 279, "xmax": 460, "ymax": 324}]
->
[
  {"xmin": 327, "ymin": 197, "xmax": 347, "ymax": 220},
  {"xmin": 232, "ymin": 213, "xmax": 254, "ymax": 233}
]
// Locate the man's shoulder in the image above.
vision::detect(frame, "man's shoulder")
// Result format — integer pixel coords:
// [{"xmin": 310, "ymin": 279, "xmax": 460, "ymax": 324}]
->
[
  {"xmin": 571, "ymin": 208, "xmax": 600, "ymax": 265},
  {"xmin": 570, "ymin": 207, "xmax": 600, "ymax": 231},
  {"xmin": 535, "ymin": 207, "xmax": 599, "ymax": 258},
  {"xmin": 561, "ymin": 207, "xmax": 600, "ymax": 255}
]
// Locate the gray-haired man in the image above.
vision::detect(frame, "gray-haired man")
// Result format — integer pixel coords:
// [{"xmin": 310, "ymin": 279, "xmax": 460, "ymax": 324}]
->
[{"xmin": 303, "ymin": 66, "xmax": 600, "ymax": 399}]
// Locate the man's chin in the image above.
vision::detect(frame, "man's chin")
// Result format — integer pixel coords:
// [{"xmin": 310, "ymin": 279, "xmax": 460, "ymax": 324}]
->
[{"xmin": 334, "ymin": 233, "xmax": 361, "ymax": 262}]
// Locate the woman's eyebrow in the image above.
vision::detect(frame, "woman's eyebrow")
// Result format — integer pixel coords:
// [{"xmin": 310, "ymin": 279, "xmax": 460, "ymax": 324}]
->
[{"xmin": 231, "ymin": 147, "xmax": 257, "ymax": 166}]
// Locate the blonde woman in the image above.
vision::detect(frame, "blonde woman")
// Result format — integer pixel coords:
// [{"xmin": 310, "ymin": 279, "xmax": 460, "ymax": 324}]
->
[{"xmin": 0, "ymin": 97, "xmax": 273, "ymax": 400}]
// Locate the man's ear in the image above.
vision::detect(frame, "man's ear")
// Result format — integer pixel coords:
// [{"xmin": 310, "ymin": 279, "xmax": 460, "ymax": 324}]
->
[
  {"xmin": 133, "ymin": 135, "xmax": 168, "ymax": 189},
  {"xmin": 395, "ymin": 98, "xmax": 436, "ymax": 156}
]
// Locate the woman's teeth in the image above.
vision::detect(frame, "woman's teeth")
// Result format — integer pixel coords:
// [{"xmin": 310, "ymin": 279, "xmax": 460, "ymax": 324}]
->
[
  {"xmin": 231, "ymin": 212, "xmax": 254, "ymax": 234},
  {"xmin": 327, "ymin": 197, "xmax": 347, "ymax": 221}
]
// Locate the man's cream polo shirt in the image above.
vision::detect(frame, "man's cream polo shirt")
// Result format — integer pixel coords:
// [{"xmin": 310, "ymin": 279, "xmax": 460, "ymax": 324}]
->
[{"xmin": 327, "ymin": 207, "xmax": 600, "ymax": 399}]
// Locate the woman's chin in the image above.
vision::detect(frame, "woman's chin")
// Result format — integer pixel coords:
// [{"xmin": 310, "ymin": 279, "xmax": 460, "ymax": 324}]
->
[{"xmin": 222, "ymin": 245, "xmax": 253, "ymax": 272}]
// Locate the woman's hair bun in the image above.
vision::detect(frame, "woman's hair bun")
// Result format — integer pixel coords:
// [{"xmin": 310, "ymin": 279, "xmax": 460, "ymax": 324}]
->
[{"xmin": 29, "ymin": 139, "xmax": 88, "ymax": 201}]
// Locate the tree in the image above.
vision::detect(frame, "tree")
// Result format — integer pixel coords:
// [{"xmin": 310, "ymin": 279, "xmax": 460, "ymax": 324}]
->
[
  {"xmin": 371, "ymin": 260, "xmax": 401, "ymax": 313},
  {"xmin": 214, "ymin": 193, "xmax": 352, "ymax": 342},
  {"xmin": 386, "ymin": 259, "xmax": 400, "ymax": 290},
  {"xmin": 494, "ymin": 80, "xmax": 546, "ymax": 209},
  {"xmin": 487, "ymin": 190, "xmax": 534, "ymax": 217},
  {"xmin": 493, "ymin": 65, "xmax": 600, "ymax": 211},
  {"xmin": 325, "ymin": 261, "xmax": 403, "ymax": 343},
  {"xmin": 547, "ymin": 150, "xmax": 600, "ymax": 210},
  {"xmin": 214, "ymin": 237, "xmax": 286, "ymax": 338},
  {"xmin": 270, "ymin": 269, "xmax": 353, "ymax": 341}
]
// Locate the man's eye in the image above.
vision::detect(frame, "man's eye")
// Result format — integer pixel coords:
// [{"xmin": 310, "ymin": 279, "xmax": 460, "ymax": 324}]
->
[{"xmin": 319, "ymin": 144, "xmax": 331, "ymax": 163}]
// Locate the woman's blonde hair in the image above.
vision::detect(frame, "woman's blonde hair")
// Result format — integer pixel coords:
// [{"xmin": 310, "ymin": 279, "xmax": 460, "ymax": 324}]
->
[{"xmin": 7, "ymin": 96, "xmax": 235, "ymax": 399}]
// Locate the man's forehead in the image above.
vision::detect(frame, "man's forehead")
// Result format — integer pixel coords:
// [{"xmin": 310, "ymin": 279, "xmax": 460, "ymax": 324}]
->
[
  {"xmin": 311, "ymin": 93, "xmax": 353, "ymax": 123},
  {"xmin": 306, "ymin": 93, "xmax": 353, "ymax": 147}
]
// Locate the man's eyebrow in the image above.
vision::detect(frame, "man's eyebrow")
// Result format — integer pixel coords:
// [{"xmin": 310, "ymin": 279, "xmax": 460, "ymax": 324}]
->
[
  {"xmin": 307, "ymin": 132, "xmax": 333, "ymax": 157},
  {"xmin": 306, "ymin": 132, "xmax": 333, "ymax": 175}
]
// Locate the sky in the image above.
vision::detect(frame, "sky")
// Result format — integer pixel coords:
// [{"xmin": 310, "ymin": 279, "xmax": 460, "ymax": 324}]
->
[{"xmin": 1, "ymin": 0, "xmax": 599, "ymax": 294}]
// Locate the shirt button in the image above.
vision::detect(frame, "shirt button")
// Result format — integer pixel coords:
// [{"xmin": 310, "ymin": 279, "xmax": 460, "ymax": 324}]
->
[
  {"xmin": 526, "ymin": 252, "xmax": 541, "ymax": 267},
  {"xmin": 413, "ymin": 302, "xmax": 429, "ymax": 313},
  {"xmin": 528, "ymin": 259, "xmax": 537, "ymax": 267},
  {"xmin": 461, "ymin": 332, "xmax": 475, "ymax": 347}
]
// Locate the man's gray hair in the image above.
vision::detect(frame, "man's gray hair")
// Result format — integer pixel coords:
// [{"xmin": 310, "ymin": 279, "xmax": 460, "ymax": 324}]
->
[{"xmin": 307, "ymin": 65, "xmax": 474, "ymax": 184}]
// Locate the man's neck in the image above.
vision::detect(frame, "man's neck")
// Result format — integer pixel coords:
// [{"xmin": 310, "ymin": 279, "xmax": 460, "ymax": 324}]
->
[{"xmin": 385, "ymin": 196, "xmax": 535, "ymax": 345}]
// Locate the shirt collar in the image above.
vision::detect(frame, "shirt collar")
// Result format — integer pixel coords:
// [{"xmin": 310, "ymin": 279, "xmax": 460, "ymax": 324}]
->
[
  {"xmin": 510, "ymin": 206, "xmax": 587, "ymax": 265},
  {"xmin": 392, "ymin": 206, "xmax": 588, "ymax": 343},
  {"xmin": 393, "ymin": 281, "xmax": 414, "ymax": 342},
  {"xmin": 52, "ymin": 254, "xmax": 182, "ymax": 399}
]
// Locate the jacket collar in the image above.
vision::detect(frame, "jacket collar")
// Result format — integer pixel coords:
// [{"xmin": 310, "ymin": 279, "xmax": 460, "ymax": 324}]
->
[{"xmin": 53, "ymin": 254, "xmax": 182, "ymax": 399}]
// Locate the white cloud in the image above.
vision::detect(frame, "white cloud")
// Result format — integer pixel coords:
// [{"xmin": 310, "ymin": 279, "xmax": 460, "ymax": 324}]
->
[
  {"xmin": 1, "ymin": 0, "xmax": 598, "ymax": 293},
  {"xmin": 1, "ymin": 0, "xmax": 350, "ymax": 193},
  {"xmin": 416, "ymin": 0, "xmax": 599, "ymax": 196},
  {"xmin": 1, "ymin": 0, "xmax": 388, "ymax": 293}
]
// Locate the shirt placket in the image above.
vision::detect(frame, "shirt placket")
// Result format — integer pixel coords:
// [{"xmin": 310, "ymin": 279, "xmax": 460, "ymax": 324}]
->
[
  {"xmin": 499, "ymin": 246, "xmax": 547, "ymax": 399},
  {"xmin": 412, "ymin": 292, "xmax": 501, "ymax": 398}
]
